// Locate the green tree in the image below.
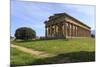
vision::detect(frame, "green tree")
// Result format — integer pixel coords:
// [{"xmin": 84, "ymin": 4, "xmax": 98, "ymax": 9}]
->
[{"xmin": 15, "ymin": 27, "xmax": 36, "ymax": 40}]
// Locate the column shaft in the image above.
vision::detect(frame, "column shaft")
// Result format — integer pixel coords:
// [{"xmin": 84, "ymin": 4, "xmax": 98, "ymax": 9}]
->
[
  {"xmin": 45, "ymin": 26, "xmax": 47, "ymax": 37},
  {"xmin": 67, "ymin": 23, "xmax": 69, "ymax": 37}
]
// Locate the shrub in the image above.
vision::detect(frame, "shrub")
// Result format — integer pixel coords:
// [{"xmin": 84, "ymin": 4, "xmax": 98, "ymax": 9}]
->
[
  {"xmin": 91, "ymin": 34, "xmax": 95, "ymax": 38},
  {"xmin": 15, "ymin": 27, "xmax": 36, "ymax": 40}
]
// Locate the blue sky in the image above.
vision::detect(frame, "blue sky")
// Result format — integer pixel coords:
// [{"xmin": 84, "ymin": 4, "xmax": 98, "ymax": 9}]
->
[{"xmin": 11, "ymin": 1, "xmax": 95, "ymax": 37}]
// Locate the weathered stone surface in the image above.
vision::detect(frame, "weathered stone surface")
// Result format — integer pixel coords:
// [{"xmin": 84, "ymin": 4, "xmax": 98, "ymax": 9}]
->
[{"xmin": 44, "ymin": 13, "xmax": 91, "ymax": 38}]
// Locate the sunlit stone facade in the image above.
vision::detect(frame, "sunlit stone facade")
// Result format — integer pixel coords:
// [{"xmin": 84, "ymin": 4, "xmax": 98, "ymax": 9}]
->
[{"xmin": 44, "ymin": 13, "xmax": 91, "ymax": 38}]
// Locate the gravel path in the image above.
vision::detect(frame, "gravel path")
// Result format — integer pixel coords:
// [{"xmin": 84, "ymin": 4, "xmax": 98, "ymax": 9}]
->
[{"xmin": 11, "ymin": 44, "xmax": 54, "ymax": 58}]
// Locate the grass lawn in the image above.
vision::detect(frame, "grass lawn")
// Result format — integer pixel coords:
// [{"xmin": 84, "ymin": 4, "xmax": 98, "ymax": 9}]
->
[
  {"xmin": 11, "ymin": 37, "xmax": 95, "ymax": 66},
  {"xmin": 12, "ymin": 38, "xmax": 95, "ymax": 54},
  {"xmin": 11, "ymin": 47, "xmax": 45, "ymax": 66}
]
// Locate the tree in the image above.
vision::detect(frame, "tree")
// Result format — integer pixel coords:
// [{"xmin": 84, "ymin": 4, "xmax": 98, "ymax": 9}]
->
[
  {"xmin": 15, "ymin": 27, "xmax": 36, "ymax": 40},
  {"xmin": 91, "ymin": 34, "xmax": 95, "ymax": 38}
]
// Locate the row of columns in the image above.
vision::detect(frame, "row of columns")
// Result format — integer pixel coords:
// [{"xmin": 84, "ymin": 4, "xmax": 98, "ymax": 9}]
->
[
  {"xmin": 66, "ymin": 22, "xmax": 90, "ymax": 37},
  {"xmin": 45, "ymin": 23, "xmax": 64, "ymax": 38},
  {"xmin": 45, "ymin": 22, "xmax": 90, "ymax": 38},
  {"xmin": 66, "ymin": 23, "xmax": 78, "ymax": 37}
]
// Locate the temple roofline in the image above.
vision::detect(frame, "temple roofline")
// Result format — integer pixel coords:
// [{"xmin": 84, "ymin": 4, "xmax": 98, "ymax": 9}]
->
[{"xmin": 44, "ymin": 13, "xmax": 91, "ymax": 29}]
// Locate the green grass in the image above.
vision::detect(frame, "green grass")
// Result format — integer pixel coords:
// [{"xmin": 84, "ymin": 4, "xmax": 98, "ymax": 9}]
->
[
  {"xmin": 11, "ymin": 37, "xmax": 95, "ymax": 66},
  {"xmin": 10, "ymin": 47, "xmax": 42, "ymax": 66},
  {"xmin": 12, "ymin": 38, "xmax": 95, "ymax": 55}
]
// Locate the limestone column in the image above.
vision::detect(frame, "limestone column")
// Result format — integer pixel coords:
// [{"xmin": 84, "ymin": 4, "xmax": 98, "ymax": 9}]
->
[
  {"xmin": 87, "ymin": 30, "xmax": 89, "ymax": 37},
  {"xmin": 65, "ymin": 23, "xmax": 68, "ymax": 38},
  {"xmin": 62, "ymin": 24, "xmax": 64, "ymax": 37},
  {"xmin": 81, "ymin": 28, "xmax": 83, "ymax": 37},
  {"xmin": 67, "ymin": 23, "xmax": 69, "ymax": 37},
  {"xmin": 57, "ymin": 24, "xmax": 59, "ymax": 38},
  {"xmin": 88, "ymin": 30, "xmax": 90, "ymax": 37},
  {"xmin": 85, "ymin": 30, "xmax": 87, "ymax": 37},
  {"xmin": 79, "ymin": 27, "xmax": 81, "ymax": 37},
  {"xmin": 73, "ymin": 25, "xmax": 75, "ymax": 37},
  {"xmin": 56, "ymin": 24, "xmax": 58, "ymax": 37},
  {"xmin": 70, "ymin": 24, "xmax": 72, "ymax": 37},
  {"xmin": 54, "ymin": 25, "xmax": 56, "ymax": 37},
  {"xmin": 82, "ymin": 29, "xmax": 84, "ymax": 37},
  {"xmin": 58, "ymin": 24, "xmax": 60, "ymax": 37},
  {"xmin": 85, "ymin": 30, "xmax": 86, "ymax": 37},
  {"xmin": 68, "ymin": 23, "xmax": 71, "ymax": 37},
  {"xmin": 60, "ymin": 24, "xmax": 62, "ymax": 38},
  {"xmin": 75, "ymin": 26, "xmax": 76, "ymax": 37},
  {"xmin": 63, "ymin": 23, "xmax": 67, "ymax": 38},
  {"xmin": 85, "ymin": 29, "xmax": 86, "ymax": 37},
  {"xmin": 63, "ymin": 23, "xmax": 66, "ymax": 38},
  {"xmin": 83, "ymin": 29, "xmax": 84, "ymax": 37},
  {"xmin": 49, "ymin": 27, "xmax": 50, "ymax": 37},
  {"xmin": 51, "ymin": 25, "xmax": 53, "ymax": 37},
  {"xmin": 61, "ymin": 24, "xmax": 63, "ymax": 37},
  {"xmin": 52, "ymin": 25, "xmax": 53, "ymax": 37},
  {"xmin": 73, "ymin": 24, "xmax": 75, "ymax": 37},
  {"xmin": 89, "ymin": 30, "xmax": 90, "ymax": 37},
  {"xmin": 80, "ymin": 27, "xmax": 82, "ymax": 37},
  {"xmin": 45, "ymin": 26, "xmax": 47, "ymax": 37},
  {"xmin": 75, "ymin": 25, "xmax": 77, "ymax": 37},
  {"xmin": 76, "ymin": 26, "xmax": 78, "ymax": 37},
  {"xmin": 83, "ymin": 29, "xmax": 85, "ymax": 37},
  {"xmin": 54, "ymin": 24, "xmax": 57, "ymax": 37},
  {"xmin": 71, "ymin": 24, "xmax": 73, "ymax": 37},
  {"xmin": 52, "ymin": 25, "xmax": 54, "ymax": 37},
  {"xmin": 73, "ymin": 24, "xmax": 74, "ymax": 37},
  {"xmin": 82, "ymin": 28, "xmax": 84, "ymax": 37},
  {"xmin": 68, "ymin": 23, "xmax": 70, "ymax": 37},
  {"xmin": 47, "ymin": 26, "xmax": 49, "ymax": 37},
  {"xmin": 63, "ymin": 23, "xmax": 65, "ymax": 38},
  {"xmin": 82, "ymin": 29, "xmax": 83, "ymax": 37},
  {"xmin": 69, "ymin": 23, "xmax": 70, "ymax": 37},
  {"xmin": 49, "ymin": 25, "xmax": 51, "ymax": 37},
  {"xmin": 74, "ymin": 25, "xmax": 76, "ymax": 37},
  {"xmin": 77, "ymin": 26, "xmax": 79, "ymax": 37},
  {"xmin": 74, "ymin": 26, "xmax": 76, "ymax": 37},
  {"xmin": 84, "ymin": 29, "xmax": 85, "ymax": 37},
  {"xmin": 76, "ymin": 26, "xmax": 77, "ymax": 37}
]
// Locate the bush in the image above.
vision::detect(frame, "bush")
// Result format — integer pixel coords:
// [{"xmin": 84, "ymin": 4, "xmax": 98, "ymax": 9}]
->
[
  {"xmin": 91, "ymin": 34, "xmax": 95, "ymax": 38},
  {"xmin": 15, "ymin": 27, "xmax": 36, "ymax": 40}
]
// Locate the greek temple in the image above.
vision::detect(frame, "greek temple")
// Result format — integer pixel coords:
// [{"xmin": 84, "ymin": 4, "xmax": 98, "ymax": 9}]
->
[{"xmin": 44, "ymin": 13, "xmax": 91, "ymax": 38}]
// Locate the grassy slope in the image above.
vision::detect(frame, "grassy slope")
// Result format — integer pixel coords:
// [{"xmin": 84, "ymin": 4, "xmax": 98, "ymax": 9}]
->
[
  {"xmin": 11, "ymin": 47, "xmax": 42, "ymax": 66},
  {"xmin": 12, "ymin": 38, "xmax": 95, "ymax": 55},
  {"xmin": 11, "ymin": 38, "xmax": 95, "ymax": 66}
]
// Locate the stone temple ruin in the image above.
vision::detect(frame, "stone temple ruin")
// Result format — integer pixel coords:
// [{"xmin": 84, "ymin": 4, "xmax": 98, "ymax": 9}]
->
[{"xmin": 44, "ymin": 13, "xmax": 91, "ymax": 38}]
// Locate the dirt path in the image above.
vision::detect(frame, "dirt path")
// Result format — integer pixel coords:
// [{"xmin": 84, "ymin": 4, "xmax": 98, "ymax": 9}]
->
[{"xmin": 11, "ymin": 44, "xmax": 54, "ymax": 58}]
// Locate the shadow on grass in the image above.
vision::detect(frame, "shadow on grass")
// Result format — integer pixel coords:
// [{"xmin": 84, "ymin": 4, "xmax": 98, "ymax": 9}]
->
[{"xmin": 11, "ymin": 51, "xmax": 95, "ymax": 67}]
